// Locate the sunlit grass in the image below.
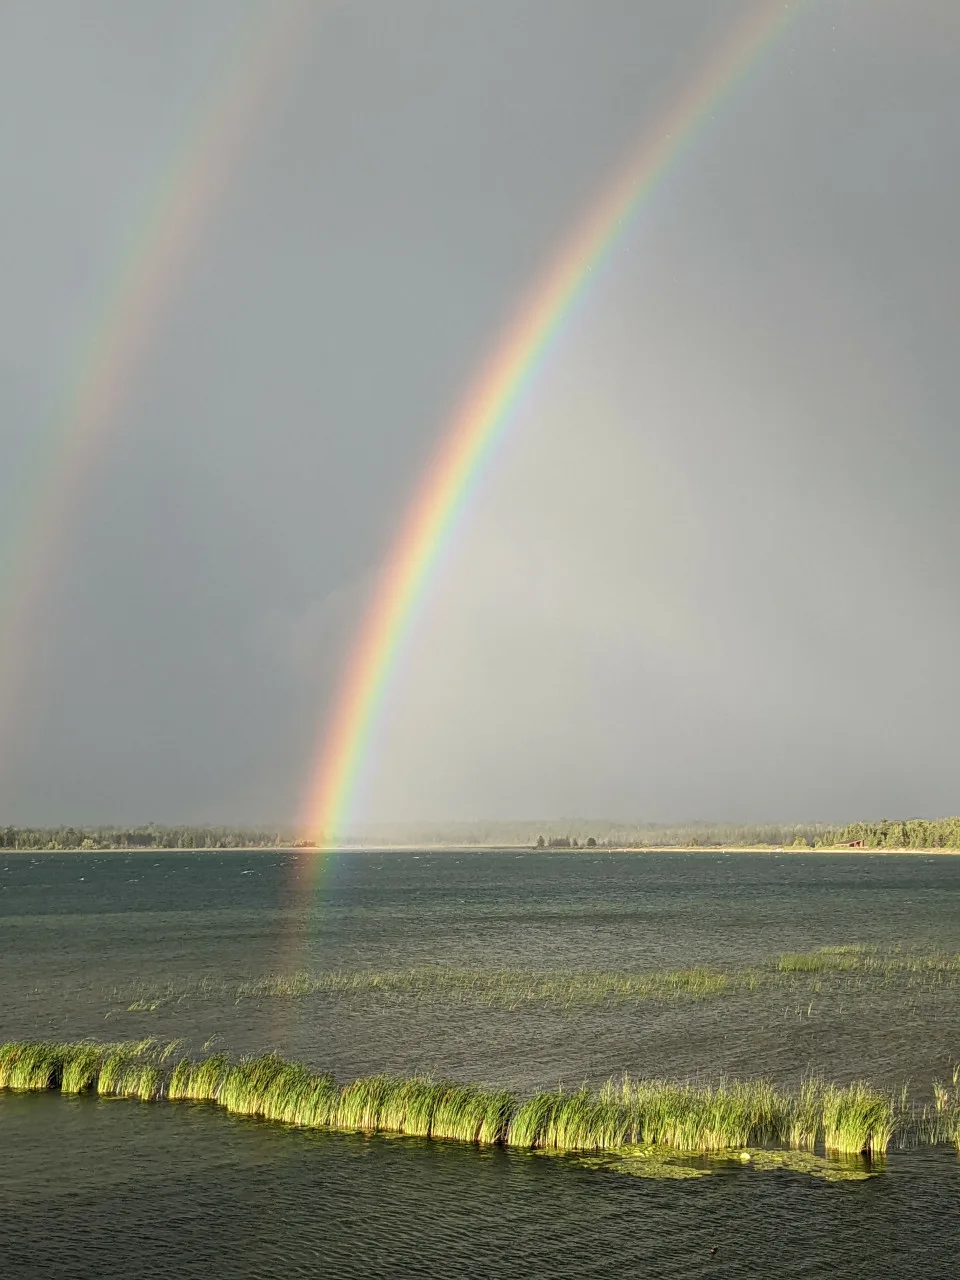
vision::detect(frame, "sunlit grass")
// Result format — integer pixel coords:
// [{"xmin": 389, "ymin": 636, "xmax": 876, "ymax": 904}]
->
[
  {"xmin": 788, "ymin": 1076, "xmax": 823, "ymax": 1150},
  {"xmin": 617, "ymin": 1077, "xmax": 791, "ymax": 1152},
  {"xmin": 931, "ymin": 1065, "xmax": 960, "ymax": 1151},
  {"xmin": 109, "ymin": 945, "xmax": 960, "ymax": 1019},
  {"xmin": 113, "ymin": 966, "xmax": 738, "ymax": 1014},
  {"xmin": 235, "ymin": 965, "xmax": 735, "ymax": 1008},
  {"xmin": 0, "ymin": 1037, "xmax": 175, "ymax": 1096},
  {"xmin": 0, "ymin": 1038, "xmax": 914, "ymax": 1165},
  {"xmin": 60, "ymin": 1043, "xmax": 107, "ymax": 1094},
  {"xmin": 167, "ymin": 1052, "xmax": 231, "ymax": 1102},
  {"xmin": 776, "ymin": 945, "xmax": 960, "ymax": 976},
  {"xmin": 820, "ymin": 1081, "xmax": 895, "ymax": 1156},
  {"xmin": 0, "ymin": 1040, "xmax": 67, "ymax": 1090}
]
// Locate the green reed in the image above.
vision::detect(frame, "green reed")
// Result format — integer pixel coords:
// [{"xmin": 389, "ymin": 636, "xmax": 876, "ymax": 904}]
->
[
  {"xmin": 619, "ymin": 1077, "xmax": 791, "ymax": 1152},
  {"xmin": 0, "ymin": 1040, "xmax": 68, "ymax": 1090},
  {"xmin": 167, "ymin": 1053, "xmax": 232, "ymax": 1102},
  {"xmin": 788, "ymin": 1077, "xmax": 823, "ymax": 1149},
  {"xmin": 820, "ymin": 1081, "xmax": 896, "ymax": 1156},
  {"xmin": 110, "ymin": 944, "xmax": 960, "ymax": 1019},
  {"xmin": 0, "ymin": 1039, "xmax": 917, "ymax": 1159},
  {"xmin": 60, "ymin": 1043, "xmax": 107, "ymax": 1094},
  {"xmin": 776, "ymin": 945, "xmax": 960, "ymax": 976},
  {"xmin": 115, "ymin": 965, "xmax": 737, "ymax": 1014},
  {"xmin": 0, "ymin": 1038, "xmax": 174, "ymax": 1096},
  {"xmin": 930, "ymin": 1066, "xmax": 960, "ymax": 1150}
]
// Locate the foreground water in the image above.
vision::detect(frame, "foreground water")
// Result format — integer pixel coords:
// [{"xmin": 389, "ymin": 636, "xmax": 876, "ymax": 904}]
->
[{"xmin": 2, "ymin": 849, "xmax": 960, "ymax": 1276}]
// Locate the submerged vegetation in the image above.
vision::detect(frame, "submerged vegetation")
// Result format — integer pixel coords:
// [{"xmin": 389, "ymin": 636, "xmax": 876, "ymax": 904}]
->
[
  {"xmin": 0, "ymin": 1038, "xmax": 933, "ymax": 1165},
  {"xmin": 577, "ymin": 1145, "xmax": 880, "ymax": 1183},
  {"xmin": 117, "ymin": 965, "xmax": 737, "ymax": 1013},
  {"xmin": 111, "ymin": 944, "xmax": 960, "ymax": 1015},
  {"xmin": 774, "ymin": 945, "xmax": 960, "ymax": 975}
]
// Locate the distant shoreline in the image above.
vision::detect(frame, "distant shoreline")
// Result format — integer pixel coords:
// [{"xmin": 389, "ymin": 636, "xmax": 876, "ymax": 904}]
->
[{"xmin": 5, "ymin": 844, "xmax": 960, "ymax": 856}]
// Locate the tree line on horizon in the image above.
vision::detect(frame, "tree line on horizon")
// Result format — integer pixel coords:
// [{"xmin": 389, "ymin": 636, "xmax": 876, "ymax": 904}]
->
[
  {"xmin": 0, "ymin": 825, "xmax": 295, "ymax": 851},
  {"xmin": 2, "ymin": 817, "xmax": 960, "ymax": 850},
  {"xmin": 531, "ymin": 817, "xmax": 960, "ymax": 850}
]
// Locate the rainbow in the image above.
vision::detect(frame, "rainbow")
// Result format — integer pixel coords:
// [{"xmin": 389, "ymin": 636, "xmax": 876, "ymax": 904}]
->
[
  {"xmin": 301, "ymin": 2, "xmax": 807, "ymax": 848},
  {"xmin": 0, "ymin": 1, "xmax": 314, "ymax": 771}
]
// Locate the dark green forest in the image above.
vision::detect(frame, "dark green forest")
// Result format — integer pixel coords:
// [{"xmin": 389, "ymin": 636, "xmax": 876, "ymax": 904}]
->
[
  {"xmin": 340, "ymin": 816, "xmax": 960, "ymax": 850},
  {"xmin": 531, "ymin": 817, "xmax": 960, "ymax": 850},
  {"xmin": 0, "ymin": 826, "xmax": 296, "ymax": 851},
  {"xmin": 3, "ymin": 817, "xmax": 960, "ymax": 850}
]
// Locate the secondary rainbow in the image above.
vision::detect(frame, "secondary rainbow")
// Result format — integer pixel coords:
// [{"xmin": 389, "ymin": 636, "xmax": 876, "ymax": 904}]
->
[
  {"xmin": 0, "ymin": 1, "xmax": 314, "ymax": 768},
  {"xmin": 300, "ymin": 1, "xmax": 807, "ymax": 849}
]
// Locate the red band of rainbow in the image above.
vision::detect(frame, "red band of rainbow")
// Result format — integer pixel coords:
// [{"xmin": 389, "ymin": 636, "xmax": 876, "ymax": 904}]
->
[
  {"xmin": 0, "ymin": 1, "xmax": 314, "ymax": 778},
  {"xmin": 300, "ymin": 2, "xmax": 807, "ymax": 851}
]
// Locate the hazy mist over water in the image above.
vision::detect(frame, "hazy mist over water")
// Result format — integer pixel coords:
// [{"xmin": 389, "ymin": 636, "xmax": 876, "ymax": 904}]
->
[{"xmin": 0, "ymin": 1, "xmax": 958, "ymax": 825}]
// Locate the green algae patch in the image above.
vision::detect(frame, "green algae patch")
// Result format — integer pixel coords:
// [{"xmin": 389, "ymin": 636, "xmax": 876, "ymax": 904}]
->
[
  {"xmin": 575, "ymin": 1145, "xmax": 878, "ymax": 1182},
  {"xmin": 742, "ymin": 1152, "xmax": 880, "ymax": 1177},
  {"xmin": 713, "ymin": 1148, "xmax": 877, "ymax": 1182},
  {"xmin": 574, "ymin": 1145, "xmax": 712, "ymax": 1180}
]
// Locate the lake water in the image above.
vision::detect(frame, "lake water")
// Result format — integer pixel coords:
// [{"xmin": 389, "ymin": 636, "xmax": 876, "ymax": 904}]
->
[{"xmin": 2, "ymin": 849, "xmax": 960, "ymax": 1276}]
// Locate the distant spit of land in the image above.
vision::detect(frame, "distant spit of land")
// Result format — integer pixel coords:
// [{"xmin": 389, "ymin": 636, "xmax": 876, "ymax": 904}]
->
[{"xmin": 3, "ymin": 817, "xmax": 960, "ymax": 853}]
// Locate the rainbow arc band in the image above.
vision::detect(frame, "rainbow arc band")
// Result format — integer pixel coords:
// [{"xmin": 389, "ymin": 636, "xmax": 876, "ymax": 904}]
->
[
  {"xmin": 301, "ymin": 2, "xmax": 806, "ymax": 849},
  {"xmin": 0, "ymin": 1, "xmax": 315, "ymax": 759}
]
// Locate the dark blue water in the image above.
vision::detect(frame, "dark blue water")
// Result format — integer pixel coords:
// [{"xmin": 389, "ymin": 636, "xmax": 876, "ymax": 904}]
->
[{"xmin": 2, "ymin": 850, "xmax": 960, "ymax": 1276}]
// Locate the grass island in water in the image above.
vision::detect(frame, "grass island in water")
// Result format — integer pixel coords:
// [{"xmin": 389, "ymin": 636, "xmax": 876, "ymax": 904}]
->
[
  {"xmin": 111, "ymin": 944, "xmax": 960, "ymax": 1014},
  {"xmin": 3, "ymin": 1038, "xmax": 960, "ymax": 1181}
]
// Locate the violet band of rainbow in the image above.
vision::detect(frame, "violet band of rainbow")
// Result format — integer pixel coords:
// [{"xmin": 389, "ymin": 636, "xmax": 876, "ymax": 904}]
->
[
  {"xmin": 300, "ymin": 2, "xmax": 808, "ymax": 850},
  {"xmin": 0, "ymin": 1, "xmax": 315, "ymax": 761}
]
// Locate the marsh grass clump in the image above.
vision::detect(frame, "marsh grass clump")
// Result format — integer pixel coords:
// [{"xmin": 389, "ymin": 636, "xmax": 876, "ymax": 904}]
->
[
  {"xmin": 258, "ymin": 1061, "xmax": 323, "ymax": 1125},
  {"xmin": 628, "ymin": 1078, "xmax": 791, "ymax": 1152},
  {"xmin": 788, "ymin": 1077, "xmax": 823, "ymax": 1150},
  {"xmin": 97, "ymin": 1046, "xmax": 138, "ymax": 1096},
  {"xmin": 507, "ymin": 1084, "xmax": 636, "ymax": 1151},
  {"xmin": 114, "ymin": 964, "xmax": 740, "ymax": 1014},
  {"xmin": 213, "ymin": 1055, "xmax": 342, "ymax": 1130},
  {"xmin": 332, "ymin": 1073, "xmax": 390, "ymax": 1131},
  {"xmin": 0, "ymin": 1038, "xmax": 175, "ymax": 1099},
  {"xmin": 288, "ymin": 1070, "xmax": 339, "ymax": 1128},
  {"xmin": 100, "ymin": 1060, "xmax": 162, "ymax": 1101},
  {"xmin": 390, "ymin": 1078, "xmax": 449, "ymax": 1138},
  {"xmin": 930, "ymin": 1065, "xmax": 960, "ymax": 1150},
  {"xmin": 821, "ymin": 1081, "xmax": 895, "ymax": 1156},
  {"xmin": 107, "ymin": 944, "xmax": 960, "ymax": 1024},
  {"xmin": 506, "ymin": 1077, "xmax": 793, "ymax": 1154},
  {"xmin": 775, "ymin": 945, "xmax": 960, "ymax": 979},
  {"xmin": 166, "ymin": 1053, "xmax": 232, "ymax": 1102},
  {"xmin": 0, "ymin": 1040, "xmax": 67, "ymax": 1091},
  {"xmin": 60, "ymin": 1044, "xmax": 109, "ymax": 1095},
  {"xmin": 544, "ymin": 1086, "xmax": 633, "ymax": 1151},
  {"xmin": 507, "ymin": 1090, "xmax": 568, "ymax": 1149},
  {"xmin": 0, "ymin": 1038, "xmax": 916, "ymax": 1167},
  {"xmin": 218, "ymin": 1055, "xmax": 290, "ymax": 1115},
  {"xmin": 431, "ymin": 1084, "xmax": 516, "ymax": 1144}
]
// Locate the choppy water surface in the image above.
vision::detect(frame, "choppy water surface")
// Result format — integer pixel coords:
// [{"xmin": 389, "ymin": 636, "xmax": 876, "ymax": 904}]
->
[{"xmin": 3, "ymin": 849, "xmax": 960, "ymax": 1276}]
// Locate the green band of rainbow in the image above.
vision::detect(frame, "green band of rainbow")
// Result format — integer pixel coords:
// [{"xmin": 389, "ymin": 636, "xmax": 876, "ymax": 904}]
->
[{"xmin": 301, "ymin": 1, "xmax": 806, "ymax": 849}]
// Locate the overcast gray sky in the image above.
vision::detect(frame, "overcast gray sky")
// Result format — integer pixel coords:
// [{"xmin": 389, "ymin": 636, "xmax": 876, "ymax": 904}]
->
[{"xmin": 1, "ymin": 0, "xmax": 958, "ymax": 826}]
